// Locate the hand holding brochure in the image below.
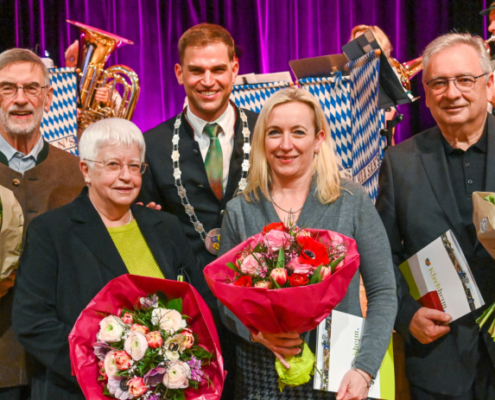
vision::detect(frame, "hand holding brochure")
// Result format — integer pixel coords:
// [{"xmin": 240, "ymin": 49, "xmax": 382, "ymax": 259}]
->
[
  {"xmin": 314, "ymin": 310, "xmax": 395, "ymax": 400},
  {"xmin": 399, "ymin": 230, "xmax": 484, "ymax": 321}
]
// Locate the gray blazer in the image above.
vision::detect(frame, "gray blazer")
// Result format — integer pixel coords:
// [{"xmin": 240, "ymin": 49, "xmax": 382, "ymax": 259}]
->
[{"xmin": 218, "ymin": 178, "xmax": 397, "ymax": 377}]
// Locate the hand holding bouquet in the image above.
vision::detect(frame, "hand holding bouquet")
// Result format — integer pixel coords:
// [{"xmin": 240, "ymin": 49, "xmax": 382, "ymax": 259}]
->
[
  {"xmin": 204, "ymin": 223, "xmax": 360, "ymax": 390},
  {"xmin": 70, "ymin": 274, "xmax": 224, "ymax": 400}
]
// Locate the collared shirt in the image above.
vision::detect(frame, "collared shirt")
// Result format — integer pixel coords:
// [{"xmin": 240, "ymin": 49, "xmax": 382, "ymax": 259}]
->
[
  {"xmin": 186, "ymin": 103, "xmax": 235, "ymax": 193},
  {"xmin": 0, "ymin": 134, "xmax": 44, "ymax": 174},
  {"xmin": 442, "ymin": 125, "xmax": 487, "ymax": 246}
]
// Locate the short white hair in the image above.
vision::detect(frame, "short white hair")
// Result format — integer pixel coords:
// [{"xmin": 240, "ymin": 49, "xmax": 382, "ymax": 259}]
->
[
  {"xmin": 422, "ymin": 33, "xmax": 492, "ymax": 81},
  {"xmin": 78, "ymin": 118, "xmax": 145, "ymax": 164}
]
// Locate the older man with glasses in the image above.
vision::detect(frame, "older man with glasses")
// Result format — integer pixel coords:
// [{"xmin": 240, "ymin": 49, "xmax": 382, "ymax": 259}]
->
[
  {"xmin": 0, "ymin": 48, "xmax": 84, "ymax": 400},
  {"xmin": 376, "ymin": 33, "xmax": 495, "ymax": 400}
]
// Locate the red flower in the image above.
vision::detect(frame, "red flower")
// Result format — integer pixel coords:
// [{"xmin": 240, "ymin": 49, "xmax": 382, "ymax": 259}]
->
[
  {"xmin": 234, "ymin": 276, "xmax": 253, "ymax": 287},
  {"xmin": 263, "ymin": 222, "xmax": 286, "ymax": 234},
  {"xmin": 121, "ymin": 312, "xmax": 133, "ymax": 325},
  {"xmin": 288, "ymin": 273, "xmax": 309, "ymax": 287},
  {"xmin": 270, "ymin": 268, "xmax": 288, "ymax": 286},
  {"xmin": 297, "ymin": 236, "xmax": 329, "ymax": 267}
]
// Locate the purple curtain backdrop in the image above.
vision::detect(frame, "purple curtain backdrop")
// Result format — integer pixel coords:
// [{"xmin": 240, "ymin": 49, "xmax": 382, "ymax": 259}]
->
[{"xmin": 9, "ymin": 0, "xmax": 478, "ymax": 142}]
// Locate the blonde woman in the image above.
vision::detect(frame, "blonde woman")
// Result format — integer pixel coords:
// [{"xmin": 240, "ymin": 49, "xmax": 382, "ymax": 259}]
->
[{"xmin": 218, "ymin": 87, "xmax": 397, "ymax": 400}]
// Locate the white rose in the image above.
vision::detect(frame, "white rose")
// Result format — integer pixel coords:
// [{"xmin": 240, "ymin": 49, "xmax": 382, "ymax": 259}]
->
[
  {"xmin": 151, "ymin": 308, "xmax": 187, "ymax": 334},
  {"xmin": 97, "ymin": 316, "xmax": 125, "ymax": 343},
  {"xmin": 104, "ymin": 351, "xmax": 119, "ymax": 379},
  {"xmin": 165, "ymin": 350, "xmax": 180, "ymax": 362},
  {"xmin": 124, "ymin": 331, "xmax": 148, "ymax": 361},
  {"xmin": 162, "ymin": 361, "xmax": 191, "ymax": 389}
]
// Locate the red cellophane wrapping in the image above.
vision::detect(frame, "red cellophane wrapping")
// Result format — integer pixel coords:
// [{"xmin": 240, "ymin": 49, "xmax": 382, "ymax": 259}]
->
[
  {"xmin": 68, "ymin": 274, "xmax": 224, "ymax": 400},
  {"xmin": 204, "ymin": 229, "xmax": 360, "ymax": 334}
]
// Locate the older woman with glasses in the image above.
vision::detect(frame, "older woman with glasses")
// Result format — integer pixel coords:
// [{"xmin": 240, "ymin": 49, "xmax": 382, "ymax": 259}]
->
[{"xmin": 12, "ymin": 118, "xmax": 199, "ymax": 400}]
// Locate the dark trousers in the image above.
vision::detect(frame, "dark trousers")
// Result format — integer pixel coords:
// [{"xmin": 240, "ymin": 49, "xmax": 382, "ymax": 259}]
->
[
  {"xmin": 0, "ymin": 386, "xmax": 29, "ymax": 400},
  {"xmin": 411, "ymin": 337, "xmax": 495, "ymax": 400}
]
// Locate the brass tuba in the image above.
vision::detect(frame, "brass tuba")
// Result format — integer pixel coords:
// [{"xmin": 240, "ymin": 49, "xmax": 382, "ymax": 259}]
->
[
  {"xmin": 389, "ymin": 56, "xmax": 423, "ymax": 92},
  {"xmin": 67, "ymin": 20, "xmax": 140, "ymax": 131}
]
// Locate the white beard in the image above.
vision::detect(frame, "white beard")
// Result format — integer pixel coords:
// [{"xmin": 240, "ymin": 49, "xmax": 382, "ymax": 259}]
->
[{"xmin": 0, "ymin": 100, "xmax": 45, "ymax": 136}]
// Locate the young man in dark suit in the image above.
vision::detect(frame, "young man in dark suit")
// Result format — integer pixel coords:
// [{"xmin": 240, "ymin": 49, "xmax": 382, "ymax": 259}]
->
[
  {"xmin": 376, "ymin": 33, "xmax": 495, "ymax": 399},
  {"xmin": 138, "ymin": 23, "xmax": 258, "ymax": 397}
]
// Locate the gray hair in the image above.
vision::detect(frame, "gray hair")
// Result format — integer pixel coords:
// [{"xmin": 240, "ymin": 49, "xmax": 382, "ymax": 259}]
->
[
  {"xmin": 78, "ymin": 118, "xmax": 146, "ymax": 164},
  {"xmin": 422, "ymin": 33, "xmax": 492, "ymax": 81},
  {"xmin": 0, "ymin": 48, "xmax": 50, "ymax": 86}
]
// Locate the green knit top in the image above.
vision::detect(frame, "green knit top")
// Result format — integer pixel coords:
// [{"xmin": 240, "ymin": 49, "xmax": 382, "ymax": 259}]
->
[{"xmin": 107, "ymin": 219, "xmax": 164, "ymax": 279}]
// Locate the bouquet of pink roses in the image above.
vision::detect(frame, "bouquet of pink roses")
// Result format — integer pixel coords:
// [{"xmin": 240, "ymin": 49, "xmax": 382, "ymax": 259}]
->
[
  {"xmin": 228, "ymin": 222, "xmax": 349, "ymax": 289},
  {"xmin": 204, "ymin": 223, "xmax": 360, "ymax": 390},
  {"xmin": 69, "ymin": 274, "xmax": 224, "ymax": 400}
]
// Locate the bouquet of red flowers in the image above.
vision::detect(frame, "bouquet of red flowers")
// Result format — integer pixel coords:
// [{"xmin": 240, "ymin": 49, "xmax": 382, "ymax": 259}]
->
[
  {"xmin": 203, "ymin": 223, "xmax": 360, "ymax": 389},
  {"xmin": 228, "ymin": 222, "xmax": 349, "ymax": 289},
  {"xmin": 69, "ymin": 274, "xmax": 224, "ymax": 400}
]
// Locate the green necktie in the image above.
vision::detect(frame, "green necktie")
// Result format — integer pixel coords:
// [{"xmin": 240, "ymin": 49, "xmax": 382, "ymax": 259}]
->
[{"xmin": 204, "ymin": 123, "xmax": 223, "ymax": 200}]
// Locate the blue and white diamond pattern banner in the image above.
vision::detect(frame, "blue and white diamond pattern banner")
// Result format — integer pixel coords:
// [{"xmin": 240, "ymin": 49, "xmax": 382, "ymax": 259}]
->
[
  {"xmin": 230, "ymin": 81, "xmax": 292, "ymax": 113},
  {"xmin": 348, "ymin": 51, "xmax": 386, "ymax": 201},
  {"xmin": 299, "ymin": 75, "xmax": 353, "ymax": 172},
  {"xmin": 40, "ymin": 67, "xmax": 78, "ymax": 155}
]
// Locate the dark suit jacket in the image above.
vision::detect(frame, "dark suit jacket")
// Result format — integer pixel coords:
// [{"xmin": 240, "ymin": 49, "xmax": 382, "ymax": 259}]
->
[
  {"xmin": 12, "ymin": 188, "xmax": 198, "ymax": 400},
  {"xmin": 376, "ymin": 114, "xmax": 495, "ymax": 396},
  {"xmin": 138, "ymin": 104, "xmax": 258, "ymax": 309}
]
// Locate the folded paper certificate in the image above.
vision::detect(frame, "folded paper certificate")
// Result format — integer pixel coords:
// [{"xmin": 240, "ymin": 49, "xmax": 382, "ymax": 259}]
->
[
  {"xmin": 399, "ymin": 230, "xmax": 484, "ymax": 321},
  {"xmin": 314, "ymin": 310, "xmax": 395, "ymax": 400}
]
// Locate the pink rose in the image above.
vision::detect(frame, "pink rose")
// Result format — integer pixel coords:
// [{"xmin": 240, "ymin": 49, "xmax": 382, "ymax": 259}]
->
[
  {"xmin": 240, "ymin": 254, "xmax": 261, "ymax": 275},
  {"xmin": 97, "ymin": 360, "xmax": 107, "ymax": 380},
  {"xmin": 180, "ymin": 329, "xmax": 195, "ymax": 349},
  {"xmin": 264, "ymin": 230, "xmax": 291, "ymax": 251},
  {"xmin": 270, "ymin": 268, "xmax": 287, "ymax": 286},
  {"xmin": 287, "ymin": 260, "xmax": 315, "ymax": 274},
  {"xmin": 131, "ymin": 324, "xmax": 149, "ymax": 335},
  {"xmin": 320, "ymin": 266, "xmax": 331, "ymax": 281},
  {"xmin": 127, "ymin": 377, "xmax": 148, "ymax": 396},
  {"xmin": 254, "ymin": 280, "xmax": 272, "ymax": 289},
  {"xmin": 121, "ymin": 313, "xmax": 133, "ymax": 325},
  {"xmin": 114, "ymin": 350, "xmax": 132, "ymax": 370},
  {"xmin": 146, "ymin": 331, "xmax": 163, "ymax": 349}
]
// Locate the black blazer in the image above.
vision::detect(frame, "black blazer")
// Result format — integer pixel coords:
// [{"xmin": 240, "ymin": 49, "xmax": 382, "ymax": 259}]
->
[
  {"xmin": 376, "ymin": 114, "xmax": 495, "ymax": 395},
  {"xmin": 12, "ymin": 188, "xmax": 198, "ymax": 400},
  {"xmin": 138, "ymin": 104, "xmax": 258, "ymax": 309}
]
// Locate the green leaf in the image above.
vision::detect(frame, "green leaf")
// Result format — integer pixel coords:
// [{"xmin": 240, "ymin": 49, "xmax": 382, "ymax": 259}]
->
[
  {"xmin": 485, "ymin": 194, "xmax": 495, "ymax": 205},
  {"xmin": 103, "ymin": 386, "xmax": 111, "ymax": 396},
  {"xmin": 276, "ymin": 248, "xmax": 285, "ymax": 269},
  {"xmin": 477, "ymin": 303, "xmax": 495, "ymax": 328},
  {"xmin": 226, "ymin": 262, "xmax": 241, "ymax": 274},
  {"xmin": 253, "ymin": 243, "xmax": 264, "ymax": 253},
  {"xmin": 489, "ymin": 317, "xmax": 495, "ymax": 338},
  {"xmin": 166, "ymin": 298, "xmax": 183, "ymax": 313},
  {"xmin": 330, "ymin": 255, "xmax": 346, "ymax": 273},
  {"xmin": 192, "ymin": 345, "xmax": 213, "ymax": 360},
  {"xmin": 270, "ymin": 276, "xmax": 281, "ymax": 289},
  {"xmin": 310, "ymin": 265, "xmax": 323, "ymax": 284},
  {"xmin": 176, "ymin": 390, "xmax": 186, "ymax": 400}
]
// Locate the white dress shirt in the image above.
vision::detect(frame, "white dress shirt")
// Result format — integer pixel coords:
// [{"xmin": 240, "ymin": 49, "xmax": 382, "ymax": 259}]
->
[{"xmin": 185, "ymin": 104, "xmax": 235, "ymax": 193}]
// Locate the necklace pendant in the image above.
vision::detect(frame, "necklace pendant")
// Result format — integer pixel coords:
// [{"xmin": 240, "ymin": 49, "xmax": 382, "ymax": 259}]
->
[{"xmin": 205, "ymin": 228, "xmax": 222, "ymax": 255}]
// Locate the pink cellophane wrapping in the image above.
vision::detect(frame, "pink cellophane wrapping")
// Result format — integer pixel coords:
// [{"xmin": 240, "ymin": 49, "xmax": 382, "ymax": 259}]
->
[
  {"xmin": 68, "ymin": 274, "xmax": 224, "ymax": 400},
  {"xmin": 204, "ymin": 229, "xmax": 360, "ymax": 334}
]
